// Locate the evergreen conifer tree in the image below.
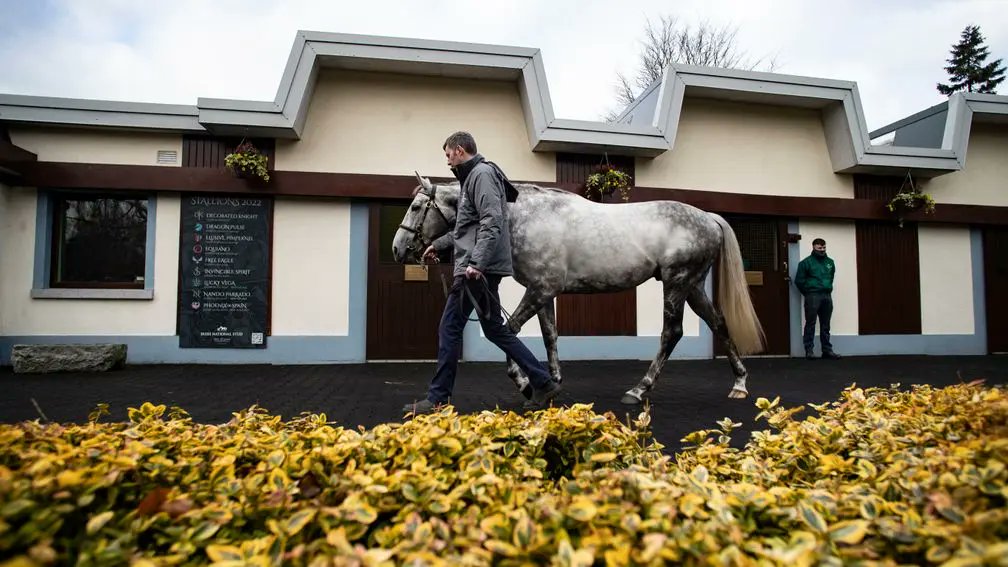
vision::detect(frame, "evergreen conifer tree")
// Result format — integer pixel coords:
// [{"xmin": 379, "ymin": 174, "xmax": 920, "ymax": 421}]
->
[{"xmin": 937, "ymin": 25, "xmax": 1005, "ymax": 95}]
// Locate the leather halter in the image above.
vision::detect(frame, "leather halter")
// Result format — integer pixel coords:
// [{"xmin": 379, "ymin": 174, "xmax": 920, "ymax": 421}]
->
[{"xmin": 398, "ymin": 185, "xmax": 454, "ymax": 258}]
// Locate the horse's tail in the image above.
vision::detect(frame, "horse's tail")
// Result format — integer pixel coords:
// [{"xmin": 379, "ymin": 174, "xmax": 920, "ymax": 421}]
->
[{"xmin": 710, "ymin": 213, "xmax": 766, "ymax": 356}]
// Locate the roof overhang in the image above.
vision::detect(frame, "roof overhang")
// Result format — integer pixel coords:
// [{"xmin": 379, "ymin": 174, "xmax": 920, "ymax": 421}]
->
[
  {"xmin": 616, "ymin": 64, "xmax": 993, "ymax": 177},
  {"xmin": 1, "ymin": 31, "xmax": 1005, "ymax": 172},
  {"xmin": 0, "ymin": 127, "xmax": 38, "ymax": 183}
]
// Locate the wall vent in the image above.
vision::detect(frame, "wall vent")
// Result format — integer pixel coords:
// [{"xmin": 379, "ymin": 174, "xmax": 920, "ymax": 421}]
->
[{"xmin": 156, "ymin": 150, "xmax": 178, "ymax": 164}]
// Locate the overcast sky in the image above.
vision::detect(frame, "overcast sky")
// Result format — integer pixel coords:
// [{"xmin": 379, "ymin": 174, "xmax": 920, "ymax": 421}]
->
[{"xmin": 1, "ymin": 0, "xmax": 1005, "ymax": 131}]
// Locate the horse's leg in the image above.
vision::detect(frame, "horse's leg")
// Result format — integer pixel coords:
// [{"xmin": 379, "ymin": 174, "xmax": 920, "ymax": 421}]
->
[
  {"xmin": 685, "ymin": 284, "xmax": 749, "ymax": 399},
  {"xmin": 502, "ymin": 289, "xmax": 553, "ymax": 398},
  {"xmin": 536, "ymin": 299, "xmax": 562, "ymax": 383},
  {"xmin": 621, "ymin": 279, "xmax": 688, "ymax": 405}
]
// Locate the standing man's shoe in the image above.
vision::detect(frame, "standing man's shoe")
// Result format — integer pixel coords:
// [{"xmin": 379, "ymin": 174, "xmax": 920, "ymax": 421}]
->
[
  {"xmin": 522, "ymin": 380, "xmax": 563, "ymax": 410},
  {"xmin": 402, "ymin": 399, "xmax": 443, "ymax": 415},
  {"xmin": 822, "ymin": 350, "xmax": 842, "ymax": 360},
  {"xmin": 805, "ymin": 348, "xmax": 816, "ymax": 360}
]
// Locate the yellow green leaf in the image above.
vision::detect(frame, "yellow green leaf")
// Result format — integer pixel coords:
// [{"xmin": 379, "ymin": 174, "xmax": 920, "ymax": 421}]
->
[
  {"xmin": 283, "ymin": 509, "xmax": 316, "ymax": 536},
  {"xmin": 479, "ymin": 514, "xmax": 510, "ymax": 539},
  {"xmin": 567, "ymin": 497, "xmax": 597, "ymax": 522},
  {"xmin": 589, "ymin": 452, "xmax": 617, "ymax": 463},
  {"xmin": 343, "ymin": 498, "xmax": 377, "ymax": 525},
  {"xmin": 604, "ymin": 546, "xmax": 631, "ymax": 566},
  {"xmin": 859, "ymin": 497, "xmax": 880, "ymax": 520},
  {"xmin": 828, "ymin": 520, "xmax": 870, "ymax": 545},
  {"xmin": 856, "ymin": 459, "xmax": 878, "ymax": 478},
  {"xmin": 926, "ymin": 545, "xmax": 951, "ymax": 563},
  {"xmin": 797, "ymin": 501, "xmax": 827, "ymax": 533},
  {"xmin": 437, "ymin": 437, "xmax": 463, "ymax": 456},
  {"xmin": 56, "ymin": 470, "xmax": 84, "ymax": 488},
  {"xmin": 86, "ymin": 511, "xmax": 114, "ymax": 535},
  {"xmin": 205, "ymin": 544, "xmax": 243, "ymax": 562},
  {"xmin": 512, "ymin": 514, "xmax": 536, "ymax": 548},
  {"xmin": 191, "ymin": 522, "xmax": 221, "ymax": 542},
  {"xmin": 401, "ymin": 483, "xmax": 420, "ymax": 502},
  {"xmin": 266, "ymin": 449, "xmax": 285, "ymax": 467},
  {"xmin": 484, "ymin": 539, "xmax": 519, "ymax": 557},
  {"xmin": 427, "ymin": 496, "xmax": 451, "ymax": 514},
  {"xmin": 326, "ymin": 528, "xmax": 353, "ymax": 553}
]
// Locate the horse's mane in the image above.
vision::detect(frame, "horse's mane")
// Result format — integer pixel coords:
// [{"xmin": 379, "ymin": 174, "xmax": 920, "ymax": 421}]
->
[
  {"xmin": 513, "ymin": 183, "xmax": 571, "ymax": 196},
  {"xmin": 432, "ymin": 181, "xmax": 576, "ymax": 199}
]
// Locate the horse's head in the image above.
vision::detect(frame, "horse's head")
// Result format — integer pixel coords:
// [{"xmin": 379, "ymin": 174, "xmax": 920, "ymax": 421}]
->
[{"xmin": 392, "ymin": 171, "xmax": 459, "ymax": 263}]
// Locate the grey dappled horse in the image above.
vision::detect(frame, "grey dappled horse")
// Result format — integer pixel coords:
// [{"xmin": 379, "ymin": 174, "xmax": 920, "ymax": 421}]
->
[{"xmin": 392, "ymin": 173, "xmax": 765, "ymax": 404}]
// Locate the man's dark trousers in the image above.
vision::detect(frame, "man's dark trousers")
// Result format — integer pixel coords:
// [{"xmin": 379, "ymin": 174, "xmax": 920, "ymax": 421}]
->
[
  {"xmin": 427, "ymin": 275, "xmax": 552, "ymax": 404},
  {"xmin": 802, "ymin": 291, "xmax": 834, "ymax": 352}
]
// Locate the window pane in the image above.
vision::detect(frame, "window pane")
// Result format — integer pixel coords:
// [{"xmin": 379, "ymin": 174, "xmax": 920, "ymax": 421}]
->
[{"xmin": 53, "ymin": 197, "xmax": 147, "ymax": 287}]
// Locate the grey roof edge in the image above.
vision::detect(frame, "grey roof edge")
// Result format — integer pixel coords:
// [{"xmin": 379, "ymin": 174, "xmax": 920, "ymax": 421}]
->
[
  {"xmin": 868, "ymin": 100, "xmax": 949, "ymax": 139},
  {"xmin": 0, "ymin": 93, "xmax": 203, "ymax": 132},
  {"xmin": 613, "ymin": 77, "xmax": 663, "ymax": 123},
  {"xmin": 0, "ymin": 93, "xmax": 197, "ymax": 115},
  {"xmin": 637, "ymin": 63, "xmax": 969, "ymax": 174},
  {"xmin": 865, "ymin": 93, "xmax": 1008, "ymax": 168},
  {"xmin": 0, "ymin": 32, "xmax": 1002, "ymax": 173},
  {"xmin": 298, "ymin": 30, "xmax": 540, "ymax": 58},
  {"xmin": 952, "ymin": 93, "xmax": 1008, "ymax": 167}
]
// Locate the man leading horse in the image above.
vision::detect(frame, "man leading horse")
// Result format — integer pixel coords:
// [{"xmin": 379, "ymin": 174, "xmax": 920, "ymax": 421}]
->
[
  {"xmin": 397, "ymin": 131, "xmax": 563, "ymax": 415},
  {"xmin": 394, "ymin": 131, "xmax": 765, "ymax": 408}
]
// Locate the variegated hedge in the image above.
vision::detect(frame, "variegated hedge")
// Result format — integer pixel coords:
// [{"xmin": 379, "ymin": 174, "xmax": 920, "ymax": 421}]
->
[{"xmin": 1, "ymin": 382, "xmax": 1005, "ymax": 566}]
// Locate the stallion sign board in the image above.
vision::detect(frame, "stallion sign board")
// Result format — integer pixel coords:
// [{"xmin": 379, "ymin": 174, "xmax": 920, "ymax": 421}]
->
[{"xmin": 178, "ymin": 195, "xmax": 272, "ymax": 348}]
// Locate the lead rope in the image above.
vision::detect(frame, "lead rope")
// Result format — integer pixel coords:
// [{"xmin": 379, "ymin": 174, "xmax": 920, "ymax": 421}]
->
[{"xmin": 429, "ymin": 258, "xmax": 515, "ymax": 326}]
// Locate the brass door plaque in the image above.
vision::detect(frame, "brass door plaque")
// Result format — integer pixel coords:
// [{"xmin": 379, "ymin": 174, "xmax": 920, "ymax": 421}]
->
[
  {"xmin": 745, "ymin": 271, "xmax": 764, "ymax": 286},
  {"xmin": 404, "ymin": 265, "xmax": 428, "ymax": 282}
]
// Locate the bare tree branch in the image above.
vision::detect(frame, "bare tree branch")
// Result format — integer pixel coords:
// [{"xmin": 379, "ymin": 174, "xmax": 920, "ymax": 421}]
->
[{"xmin": 604, "ymin": 15, "xmax": 777, "ymax": 121}]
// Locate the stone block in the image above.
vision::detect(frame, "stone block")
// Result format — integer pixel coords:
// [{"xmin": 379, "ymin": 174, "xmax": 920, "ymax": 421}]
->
[{"xmin": 11, "ymin": 344, "xmax": 127, "ymax": 374}]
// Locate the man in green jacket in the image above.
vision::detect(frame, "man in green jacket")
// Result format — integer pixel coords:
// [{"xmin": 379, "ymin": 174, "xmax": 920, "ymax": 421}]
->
[{"xmin": 794, "ymin": 238, "xmax": 842, "ymax": 360}]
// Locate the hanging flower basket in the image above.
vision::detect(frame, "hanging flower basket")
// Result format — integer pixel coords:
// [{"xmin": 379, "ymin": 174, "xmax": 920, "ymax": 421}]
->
[
  {"xmin": 887, "ymin": 193, "xmax": 935, "ymax": 215},
  {"xmin": 885, "ymin": 172, "xmax": 935, "ymax": 227},
  {"xmin": 225, "ymin": 140, "xmax": 271, "ymax": 182},
  {"xmin": 584, "ymin": 164, "xmax": 633, "ymax": 202}
]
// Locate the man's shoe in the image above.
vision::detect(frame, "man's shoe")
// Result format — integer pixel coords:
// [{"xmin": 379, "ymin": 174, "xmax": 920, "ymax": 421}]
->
[
  {"xmin": 822, "ymin": 350, "xmax": 842, "ymax": 360},
  {"xmin": 402, "ymin": 399, "xmax": 442, "ymax": 415},
  {"xmin": 523, "ymin": 380, "xmax": 562, "ymax": 410},
  {"xmin": 805, "ymin": 348, "xmax": 816, "ymax": 360}
]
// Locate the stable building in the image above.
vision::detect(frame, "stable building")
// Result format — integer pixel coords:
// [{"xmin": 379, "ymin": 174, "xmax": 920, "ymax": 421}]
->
[{"xmin": 1, "ymin": 31, "xmax": 1006, "ymax": 366}]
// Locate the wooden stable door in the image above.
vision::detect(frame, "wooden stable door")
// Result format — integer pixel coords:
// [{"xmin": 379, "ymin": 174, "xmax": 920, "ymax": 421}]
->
[
  {"xmin": 714, "ymin": 217, "xmax": 791, "ymax": 356},
  {"xmin": 366, "ymin": 203, "xmax": 454, "ymax": 360},
  {"xmin": 984, "ymin": 226, "xmax": 1008, "ymax": 354}
]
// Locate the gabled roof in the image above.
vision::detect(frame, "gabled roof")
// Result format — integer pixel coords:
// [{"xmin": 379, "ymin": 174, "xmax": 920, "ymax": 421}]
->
[{"xmin": 1, "ymin": 30, "xmax": 1005, "ymax": 176}]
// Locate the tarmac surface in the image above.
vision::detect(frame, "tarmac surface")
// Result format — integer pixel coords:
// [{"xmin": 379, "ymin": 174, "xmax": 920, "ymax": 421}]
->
[{"xmin": 3, "ymin": 354, "xmax": 1006, "ymax": 453}]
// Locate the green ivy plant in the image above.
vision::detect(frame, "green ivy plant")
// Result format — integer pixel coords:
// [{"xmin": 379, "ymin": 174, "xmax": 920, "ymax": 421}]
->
[
  {"xmin": 224, "ymin": 140, "xmax": 270, "ymax": 182},
  {"xmin": 584, "ymin": 164, "xmax": 633, "ymax": 202}
]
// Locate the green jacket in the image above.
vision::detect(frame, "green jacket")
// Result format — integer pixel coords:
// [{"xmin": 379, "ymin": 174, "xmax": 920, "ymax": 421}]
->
[{"xmin": 794, "ymin": 253, "xmax": 835, "ymax": 294}]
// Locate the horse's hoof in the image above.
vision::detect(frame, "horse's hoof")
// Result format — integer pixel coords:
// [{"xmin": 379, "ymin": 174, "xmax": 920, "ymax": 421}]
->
[
  {"xmin": 520, "ymin": 384, "xmax": 534, "ymax": 400},
  {"xmin": 620, "ymin": 393, "xmax": 642, "ymax": 405},
  {"xmin": 728, "ymin": 388, "xmax": 748, "ymax": 399}
]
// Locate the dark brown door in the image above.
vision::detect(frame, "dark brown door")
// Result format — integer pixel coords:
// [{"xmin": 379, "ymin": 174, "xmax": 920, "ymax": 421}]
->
[
  {"xmin": 366, "ymin": 203, "xmax": 454, "ymax": 360},
  {"xmin": 855, "ymin": 220, "xmax": 921, "ymax": 335},
  {"xmin": 714, "ymin": 217, "xmax": 791, "ymax": 356},
  {"xmin": 555, "ymin": 152, "xmax": 637, "ymax": 336},
  {"xmin": 557, "ymin": 293, "xmax": 636, "ymax": 336},
  {"xmin": 984, "ymin": 226, "xmax": 1008, "ymax": 353}
]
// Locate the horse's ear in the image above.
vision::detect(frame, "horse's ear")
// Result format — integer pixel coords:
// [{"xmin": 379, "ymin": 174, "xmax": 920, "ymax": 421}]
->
[{"xmin": 414, "ymin": 170, "xmax": 433, "ymax": 192}]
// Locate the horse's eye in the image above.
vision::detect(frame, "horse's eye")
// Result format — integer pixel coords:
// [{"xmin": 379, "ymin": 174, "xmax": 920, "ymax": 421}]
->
[{"xmin": 410, "ymin": 204, "xmax": 420, "ymax": 211}]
